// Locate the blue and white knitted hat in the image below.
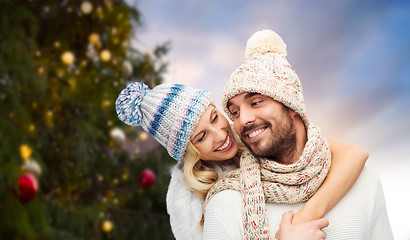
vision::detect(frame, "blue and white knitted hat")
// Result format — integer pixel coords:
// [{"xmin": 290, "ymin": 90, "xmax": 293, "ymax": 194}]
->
[{"xmin": 115, "ymin": 82, "xmax": 212, "ymax": 162}]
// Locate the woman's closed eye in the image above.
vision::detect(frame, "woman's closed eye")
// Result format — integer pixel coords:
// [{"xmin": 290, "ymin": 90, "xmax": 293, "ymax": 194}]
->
[
  {"xmin": 197, "ymin": 132, "xmax": 206, "ymax": 143},
  {"xmin": 212, "ymin": 112, "xmax": 219, "ymax": 123},
  {"xmin": 196, "ymin": 113, "xmax": 217, "ymax": 143}
]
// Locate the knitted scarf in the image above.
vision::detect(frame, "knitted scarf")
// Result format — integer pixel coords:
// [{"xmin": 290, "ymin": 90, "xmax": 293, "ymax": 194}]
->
[{"xmin": 204, "ymin": 123, "xmax": 331, "ymax": 239}]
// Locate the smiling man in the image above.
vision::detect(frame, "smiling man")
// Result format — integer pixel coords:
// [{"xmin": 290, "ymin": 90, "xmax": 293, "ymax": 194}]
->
[
  {"xmin": 202, "ymin": 30, "xmax": 393, "ymax": 240},
  {"xmin": 227, "ymin": 92, "xmax": 301, "ymax": 165}
]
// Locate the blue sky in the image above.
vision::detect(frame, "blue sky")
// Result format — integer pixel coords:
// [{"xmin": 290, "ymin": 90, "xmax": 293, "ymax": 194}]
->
[{"xmin": 129, "ymin": 1, "xmax": 410, "ymax": 238}]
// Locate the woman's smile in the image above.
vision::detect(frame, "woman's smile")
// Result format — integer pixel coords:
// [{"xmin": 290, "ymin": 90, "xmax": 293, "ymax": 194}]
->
[
  {"xmin": 191, "ymin": 105, "xmax": 239, "ymax": 161},
  {"xmin": 215, "ymin": 132, "xmax": 233, "ymax": 152}
]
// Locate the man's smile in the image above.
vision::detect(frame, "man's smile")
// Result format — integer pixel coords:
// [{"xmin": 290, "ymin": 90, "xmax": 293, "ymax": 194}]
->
[{"xmin": 245, "ymin": 127, "xmax": 267, "ymax": 142}]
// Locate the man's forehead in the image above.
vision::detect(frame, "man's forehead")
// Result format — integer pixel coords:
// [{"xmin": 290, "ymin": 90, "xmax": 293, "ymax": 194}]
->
[
  {"xmin": 228, "ymin": 92, "xmax": 261, "ymax": 106},
  {"xmin": 244, "ymin": 92, "xmax": 261, "ymax": 99}
]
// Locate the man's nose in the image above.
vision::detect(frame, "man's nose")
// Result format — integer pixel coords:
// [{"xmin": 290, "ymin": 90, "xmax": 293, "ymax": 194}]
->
[{"xmin": 238, "ymin": 107, "xmax": 256, "ymax": 127}]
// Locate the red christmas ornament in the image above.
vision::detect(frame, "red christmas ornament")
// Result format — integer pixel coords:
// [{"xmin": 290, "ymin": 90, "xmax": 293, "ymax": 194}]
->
[
  {"xmin": 18, "ymin": 173, "xmax": 38, "ymax": 203},
  {"xmin": 138, "ymin": 169, "xmax": 156, "ymax": 188}
]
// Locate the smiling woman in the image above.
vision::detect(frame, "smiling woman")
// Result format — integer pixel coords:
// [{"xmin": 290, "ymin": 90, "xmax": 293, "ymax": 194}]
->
[
  {"xmin": 183, "ymin": 104, "xmax": 242, "ymax": 202},
  {"xmin": 115, "ymin": 81, "xmax": 244, "ymax": 239},
  {"xmin": 190, "ymin": 105, "xmax": 239, "ymax": 161},
  {"xmin": 115, "ymin": 82, "xmax": 243, "ymax": 200}
]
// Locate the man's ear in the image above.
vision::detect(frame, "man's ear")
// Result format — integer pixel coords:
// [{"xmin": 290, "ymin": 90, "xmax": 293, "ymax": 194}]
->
[{"xmin": 289, "ymin": 109, "xmax": 298, "ymax": 118}]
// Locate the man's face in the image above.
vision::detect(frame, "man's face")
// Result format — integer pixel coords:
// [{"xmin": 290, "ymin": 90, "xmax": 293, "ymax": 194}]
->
[{"xmin": 227, "ymin": 93, "xmax": 296, "ymax": 161}]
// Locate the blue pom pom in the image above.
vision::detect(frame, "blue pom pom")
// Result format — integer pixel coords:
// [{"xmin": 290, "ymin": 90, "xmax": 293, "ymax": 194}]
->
[{"xmin": 116, "ymin": 82, "xmax": 150, "ymax": 126}]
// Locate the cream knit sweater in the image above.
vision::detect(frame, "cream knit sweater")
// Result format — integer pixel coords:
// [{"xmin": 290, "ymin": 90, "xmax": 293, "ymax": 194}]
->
[{"xmin": 203, "ymin": 167, "xmax": 394, "ymax": 240}]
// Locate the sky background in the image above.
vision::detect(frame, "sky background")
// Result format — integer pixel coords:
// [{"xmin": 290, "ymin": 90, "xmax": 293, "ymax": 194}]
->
[{"xmin": 128, "ymin": 1, "xmax": 410, "ymax": 239}]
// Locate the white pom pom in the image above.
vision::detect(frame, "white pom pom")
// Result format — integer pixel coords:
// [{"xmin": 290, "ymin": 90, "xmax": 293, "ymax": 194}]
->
[{"xmin": 245, "ymin": 29, "xmax": 287, "ymax": 60}]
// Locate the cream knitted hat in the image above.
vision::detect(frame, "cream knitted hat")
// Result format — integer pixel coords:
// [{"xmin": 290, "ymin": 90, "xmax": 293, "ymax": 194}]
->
[
  {"xmin": 116, "ymin": 82, "xmax": 212, "ymax": 162},
  {"xmin": 222, "ymin": 29, "xmax": 308, "ymax": 125}
]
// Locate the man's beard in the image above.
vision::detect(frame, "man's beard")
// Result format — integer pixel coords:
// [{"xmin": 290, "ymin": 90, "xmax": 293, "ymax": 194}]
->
[{"xmin": 240, "ymin": 108, "xmax": 296, "ymax": 163}]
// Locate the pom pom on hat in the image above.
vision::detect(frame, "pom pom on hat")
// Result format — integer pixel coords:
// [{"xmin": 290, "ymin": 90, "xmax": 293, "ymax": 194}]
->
[
  {"xmin": 116, "ymin": 82, "xmax": 150, "ymax": 126},
  {"xmin": 245, "ymin": 29, "xmax": 287, "ymax": 60}
]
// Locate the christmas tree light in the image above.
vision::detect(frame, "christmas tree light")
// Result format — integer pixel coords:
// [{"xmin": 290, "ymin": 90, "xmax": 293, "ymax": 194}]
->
[{"xmin": 1, "ymin": 1, "xmax": 172, "ymax": 239}]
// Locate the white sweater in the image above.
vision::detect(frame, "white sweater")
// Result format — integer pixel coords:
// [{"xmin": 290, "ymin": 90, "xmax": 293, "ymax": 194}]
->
[{"xmin": 203, "ymin": 167, "xmax": 394, "ymax": 240}]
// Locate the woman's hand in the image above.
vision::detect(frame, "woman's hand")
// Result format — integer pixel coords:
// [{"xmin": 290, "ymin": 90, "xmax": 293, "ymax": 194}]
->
[
  {"xmin": 276, "ymin": 211, "xmax": 328, "ymax": 240},
  {"xmin": 290, "ymin": 210, "xmax": 316, "ymax": 225}
]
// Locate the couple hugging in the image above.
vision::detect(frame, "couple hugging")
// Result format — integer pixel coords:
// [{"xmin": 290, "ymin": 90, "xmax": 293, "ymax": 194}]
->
[{"xmin": 116, "ymin": 30, "xmax": 393, "ymax": 240}]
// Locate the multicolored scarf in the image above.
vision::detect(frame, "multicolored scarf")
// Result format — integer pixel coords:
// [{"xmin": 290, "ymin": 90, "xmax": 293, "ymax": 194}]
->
[{"xmin": 204, "ymin": 124, "xmax": 331, "ymax": 239}]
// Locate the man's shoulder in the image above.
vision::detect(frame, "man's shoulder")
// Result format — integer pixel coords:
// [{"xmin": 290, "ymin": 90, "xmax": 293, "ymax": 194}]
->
[
  {"xmin": 204, "ymin": 190, "xmax": 243, "ymax": 225},
  {"xmin": 347, "ymin": 166, "xmax": 382, "ymax": 194},
  {"xmin": 206, "ymin": 189, "xmax": 242, "ymax": 210},
  {"xmin": 357, "ymin": 166, "xmax": 379, "ymax": 180},
  {"xmin": 322, "ymin": 166, "xmax": 393, "ymax": 239},
  {"xmin": 203, "ymin": 190, "xmax": 244, "ymax": 239}
]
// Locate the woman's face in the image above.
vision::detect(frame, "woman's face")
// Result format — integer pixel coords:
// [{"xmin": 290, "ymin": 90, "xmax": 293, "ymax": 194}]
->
[{"xmin": 190, "ymin": 105, "xmax": 239, "ymax": 161}]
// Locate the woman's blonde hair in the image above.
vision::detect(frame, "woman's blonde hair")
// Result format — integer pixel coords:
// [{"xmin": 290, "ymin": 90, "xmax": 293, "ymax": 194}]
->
[{"xmin": 181, "ymin": 142, "xmax": 219, "ymax": 199}]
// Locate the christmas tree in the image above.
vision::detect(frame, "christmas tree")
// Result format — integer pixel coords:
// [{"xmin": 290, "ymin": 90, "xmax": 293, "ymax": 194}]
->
[{"xmin": 0, "ymin": 0, "xmax": 175, "ymax": 239}]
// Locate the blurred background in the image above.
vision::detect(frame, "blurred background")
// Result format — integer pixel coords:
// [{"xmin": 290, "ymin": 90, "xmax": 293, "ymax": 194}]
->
[
  {"xmin": 1, "ymin": 0, "xmax": 409, "ymax": 239},
  {"xmin": 1, "ymin": 0, "xmax": 174, "ymax": 239}
]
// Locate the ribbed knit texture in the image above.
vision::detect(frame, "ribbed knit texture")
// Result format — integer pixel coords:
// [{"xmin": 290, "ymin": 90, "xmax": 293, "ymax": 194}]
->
[
  {"xmin": 203, "ymin": 167, "xmax": 394, "ymax": 240},
  {"xmin": 116, "ymin": 82, "xmax": 212, "ymax": 162},
  {"xmin": 204, "ymin": 124, "xmax": 331, "ymax": 239},
  {"xmin": 222, "ymin": 30, "xmax": 308, "ymax": 126}
]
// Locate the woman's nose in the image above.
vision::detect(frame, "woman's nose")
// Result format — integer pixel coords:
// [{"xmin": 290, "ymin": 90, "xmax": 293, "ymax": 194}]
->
[{"xmin": 211, "ymin": 126, "xmax": 226, "ymax": 143}]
